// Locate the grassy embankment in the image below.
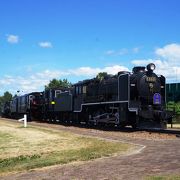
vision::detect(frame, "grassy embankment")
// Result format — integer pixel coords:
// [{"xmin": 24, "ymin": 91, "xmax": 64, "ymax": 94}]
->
[
  {"xmin": 0, "ymin": 119, "xmax": 134, "ymax": 175},
  {"xmin": 167, "ymin": 102, "xmax": 180, "ymax": 128}
]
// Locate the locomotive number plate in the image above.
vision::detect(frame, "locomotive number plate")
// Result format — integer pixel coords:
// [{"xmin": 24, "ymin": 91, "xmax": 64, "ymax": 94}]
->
[
  {"xmin": 153, "ymin": 93, "xmax": 161, "ymax": 104},
  {"xmin": 146, "ymin": 77, "xmax": 156, "ymax": 82}
]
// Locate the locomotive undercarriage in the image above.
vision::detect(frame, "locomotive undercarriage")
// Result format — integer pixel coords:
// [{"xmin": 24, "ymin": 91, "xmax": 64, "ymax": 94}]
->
[
  {"xmin": 77, "ymin": 105, "xmax": 119, "ymax": 126},
  {"xmin": 80, "ymin": 103, "xmax": 131, "ymax": 127},
  {"xmin": 88, "ymin": 113, "xmax": 119, "ymax": 125}
]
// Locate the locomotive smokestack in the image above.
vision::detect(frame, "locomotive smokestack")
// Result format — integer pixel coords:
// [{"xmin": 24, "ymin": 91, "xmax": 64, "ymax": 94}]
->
[{"xmin": 132, "ymin": 66, "xmax": 145, "ymax": 73}]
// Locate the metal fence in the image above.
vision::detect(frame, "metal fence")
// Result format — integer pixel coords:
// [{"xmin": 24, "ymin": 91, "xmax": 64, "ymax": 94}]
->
[{"xmin": 166, "ymin": 83, "xmax": 180, "ymax": 102}]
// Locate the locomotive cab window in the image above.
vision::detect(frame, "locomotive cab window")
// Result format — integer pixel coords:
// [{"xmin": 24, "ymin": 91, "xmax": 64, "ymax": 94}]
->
[
  {"xmin": 50, "ymin": 90, "xmax": 55, "ymax": 99},
  {"xmin": 83, "ymin": 86, "xmax": 87, "ymax": 94},
  {"xmin": 75, "ymin": 86, "xmax": 82, "ymax": 95},
  {"xmin": 55, "ymin": 90, "xmax": 62, "ymax": 98},
  {"xmin": 21, "ymin": 96, "xmax": 26, "ymax": 105},
  {"xmin": 79, "ymin": 86, "xmax": 82, "ymax": 94},
  {"xmin": 75, "ymin": 86, "xmax": 79, "ymax": 95},
  {"xmin": 29, "ymin": 95, "xmax": 35, "ymax": 101},
  {"xmin": 29, "ymin": 95, "xmax": 33, "ymax": 100}
]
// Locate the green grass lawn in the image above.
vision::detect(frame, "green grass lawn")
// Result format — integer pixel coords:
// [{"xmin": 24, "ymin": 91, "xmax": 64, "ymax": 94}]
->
[{"xmin": 0, "ymin": 119, "xmax": 135, "ymax": 175}]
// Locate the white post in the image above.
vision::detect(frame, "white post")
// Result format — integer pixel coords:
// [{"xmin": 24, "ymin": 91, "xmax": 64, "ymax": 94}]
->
[
  {"xmin": 18, "ymin": 114, "xmax": 27, "ymax": 128},
  {"xmin": 24, "ymin": 114, "xmax": 27, "ymax": 128}
]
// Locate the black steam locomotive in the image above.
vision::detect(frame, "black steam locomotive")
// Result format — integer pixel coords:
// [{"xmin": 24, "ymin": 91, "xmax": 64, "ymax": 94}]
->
[{"xmin": 1, "ymin": 63, "xmax": 172, "ymax": 129}]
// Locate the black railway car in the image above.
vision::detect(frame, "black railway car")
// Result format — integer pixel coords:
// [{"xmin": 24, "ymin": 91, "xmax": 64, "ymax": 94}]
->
[
  {"xmin": 42, "ymin": 87, "xmax": 73, "ymax": 122},
  {"xmin": 9, "ymin": 92, "xmax": 43, "ymax": 120},
  {"xmin": 1, "ymin": 101, "xmax": 11, "ymax": 118}
]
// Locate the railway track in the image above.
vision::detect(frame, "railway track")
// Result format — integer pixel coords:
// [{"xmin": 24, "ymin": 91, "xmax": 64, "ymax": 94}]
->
[
  {"xmin": 29, "ymin": 120, "xmax": 180, "ymax": 140},
  {"xmin": 1, "ymin": 117, "xmax": 180, "ymax": 139},
  {"xmin": 30, "ymin": 119, "xmax": 180, "ymax": 138},
  {"xmin": 138, "ymin": 128, "xmax": 180, "ymax": 137}
]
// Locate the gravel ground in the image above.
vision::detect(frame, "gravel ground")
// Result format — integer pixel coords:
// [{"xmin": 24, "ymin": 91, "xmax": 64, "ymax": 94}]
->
[{"xmin": 1, "ymin": 118, "xmax": 180, "ymax": 180}]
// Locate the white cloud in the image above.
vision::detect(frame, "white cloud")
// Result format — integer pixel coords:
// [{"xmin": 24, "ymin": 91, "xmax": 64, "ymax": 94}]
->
[
  {"xmin": 105, "ymin": 48, "xmax": 128, "ymax": 56},
  {"xmin": 105, "ymin": 47, "xmax": 140, "ymax": 56},
  {"xmin": 131, "ymin": 43, "xmax": 180, "ymax": 82},
  {"xmin": 0, "ymin": 65, "xmax": 129, "ymax": 95},
  {"xmin": 155, "ymin": 43, "xmax": 180, "ymax": 63},
  {"xmin": 39, "ymin": 41, "xmax": 53, "ymax": 48},
  {"xmin": 68, "ymin": 65, "xmax": 129, "ymax": 76},
  {"xmin": 0, "ymin": 70, "xmax": 61, "ymax": 95},
  {"xmin": 105, "ymin": 50, "xmax": 116, "ymax": 55},
  {"xmin": 132, "ymin": 59, "xmax": 180, "ymax": 82},
  {"xmin": 7, "ymin": 34, "xmax": 19, "ymax": 44},
  {"xmin": 132, "ymin": 47, "xmax": 140, "ymax": 53},
  {"xmin": 132, "ymin": 59, "xmax": 161, "ymax": 66}
]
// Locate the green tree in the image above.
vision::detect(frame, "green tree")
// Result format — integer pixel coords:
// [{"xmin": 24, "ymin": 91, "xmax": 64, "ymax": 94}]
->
[
  {"xmin": 0, "ymin": 91, "xmax": 13, "ymax": 113},
  {"xmin": 3, "ymin": 91, "xmax": 13, "ymax": 101},
  {"xmin": 96, "ymin": 72, "xmax": 108, "ymax": 81},
  {"xmin": 45, "ymin": 78, "xmax": 71, "ymax": 90},
  {"xmin": 0, "ymin": 91, "xmax": 13, "ymax": 104}
]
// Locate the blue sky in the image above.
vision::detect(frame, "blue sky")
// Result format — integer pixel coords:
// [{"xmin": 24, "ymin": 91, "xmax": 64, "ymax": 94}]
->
[{"xmin": 0, "ymin": 0, "xmax": 180, "ymax": 95}]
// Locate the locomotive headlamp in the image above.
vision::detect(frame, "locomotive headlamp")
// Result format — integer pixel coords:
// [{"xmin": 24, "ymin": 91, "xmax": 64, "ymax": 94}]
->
[{"xmin": 147, "ymin": 63, "xmax": 156, "ymax": 72}]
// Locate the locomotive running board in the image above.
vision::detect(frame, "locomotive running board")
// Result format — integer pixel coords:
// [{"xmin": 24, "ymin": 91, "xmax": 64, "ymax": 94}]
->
[
  {"xmin": 74, "ymin": 101, "xmax": 128, "ymax": 112},
  {"xmin": 128, "ymin": 107, "xmax": 138, "ymax": 115}
]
